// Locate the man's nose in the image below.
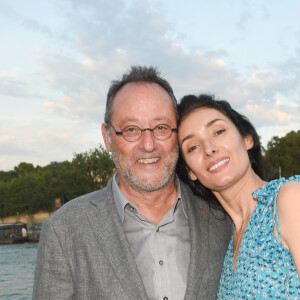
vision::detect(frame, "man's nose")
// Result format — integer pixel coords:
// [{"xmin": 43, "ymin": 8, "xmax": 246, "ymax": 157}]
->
[{"xmin": 139, "ymin": 129, "xmax": 156, "ymax": 152}]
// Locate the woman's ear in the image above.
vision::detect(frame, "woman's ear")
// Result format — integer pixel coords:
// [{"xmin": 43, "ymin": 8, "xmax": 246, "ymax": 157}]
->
[
  {"xmin": 244, "ymin": 134, "xmax": 254, "ymax": 150},
  {"xmin": 188, "ymin": 169, "xmax": 198, "ymax": 181}
]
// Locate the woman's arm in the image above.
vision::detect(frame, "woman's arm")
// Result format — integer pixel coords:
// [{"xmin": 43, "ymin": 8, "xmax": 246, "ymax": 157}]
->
[{"xmin": 277, "ymin": 181, "xmax": 300, "ymax": 277}]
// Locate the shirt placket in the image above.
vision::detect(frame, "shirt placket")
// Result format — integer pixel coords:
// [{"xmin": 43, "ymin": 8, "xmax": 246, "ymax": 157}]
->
[{"xmin": 154, "ymin": 225, "xmax": 171, "ymax": 300}]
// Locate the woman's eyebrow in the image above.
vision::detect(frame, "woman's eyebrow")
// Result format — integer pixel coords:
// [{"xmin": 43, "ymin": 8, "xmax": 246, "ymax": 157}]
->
[
  {"xmin": 180, "ymin": 134, "xmax": 194, "ymax": 147},
  {"xmin": 180, "ymin": 118, "xmax": 224, "ymax": 147},
  {"xmin": 206, "ymin": 118, "xmax": 224, "ymax": 127}
]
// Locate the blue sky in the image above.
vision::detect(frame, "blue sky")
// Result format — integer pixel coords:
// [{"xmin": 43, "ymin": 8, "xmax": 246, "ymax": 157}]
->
[{"xmin": 1, "ymin": 0, "xmax": 300, "ymax": 171}]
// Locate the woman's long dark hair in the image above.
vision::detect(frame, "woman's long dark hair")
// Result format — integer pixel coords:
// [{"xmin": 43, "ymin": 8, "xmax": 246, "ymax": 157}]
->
[{"xmin": 176, "ymin": 94, "xmax": 269, "ymax": 210}]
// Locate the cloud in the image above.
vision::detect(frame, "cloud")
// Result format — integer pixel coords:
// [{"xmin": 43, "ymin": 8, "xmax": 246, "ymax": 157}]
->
[
  {"xmin": 0, "ymin": 73, "xmax": 40, "ymax": 99},
  {"xmin": 236, "ymin": 11, "xmax": 253, "ymax": 31},
  {"xmin": 67, "ymin": 0, "xmax": 170, "ymax": 59},
  {"xmin": 1, "ymin": 0, "xmax": 300, "ymax": 170},
  {"xmin": 0, "ymin": 115, "xmax": 103, "ymax": 170},
  {"xmin": 0, "ymin": 2, "xmax": 53, "ymax": 37},
  {"xmin": 38, "ymin": 0, "xmax": 300, "ymax": 133},
  {"xmin": 242, "ymin": 103, "xmax": 299, "ymax": 127}
]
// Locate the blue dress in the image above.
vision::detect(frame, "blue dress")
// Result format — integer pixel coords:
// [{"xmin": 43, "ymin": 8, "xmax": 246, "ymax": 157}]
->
[{"xmin": 217, "ymin": 176, "xmax": 300, "ymax": 299}]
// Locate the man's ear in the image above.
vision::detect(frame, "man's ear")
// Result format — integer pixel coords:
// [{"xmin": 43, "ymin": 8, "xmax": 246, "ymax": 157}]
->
[
  {"xmin": 101, "ymin": 123, "xmax": 111, "ymax": 152},
  {"xmin": 244, "ymin": 134, "xmax": 254, "ymax": 150},
  {"xmin": 188, "ymin": 169, "xmax": 198, "ymax": 181}
]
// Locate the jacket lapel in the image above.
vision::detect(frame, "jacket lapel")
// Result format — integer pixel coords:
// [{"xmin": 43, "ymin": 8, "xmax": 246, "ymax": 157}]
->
[
  {"xmin": 87, "ymin": 183, "xmax": 148, "ymax": 300},
  {"xmin": 182, "ymin": 183, "xmax": 210, "ymax": 299}
]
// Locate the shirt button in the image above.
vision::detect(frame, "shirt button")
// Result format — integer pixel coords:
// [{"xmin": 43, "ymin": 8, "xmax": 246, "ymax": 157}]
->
[
  {"xmin": 159, "ymin": 260, "xmax": 164, "ymax": 266},
  {"xmin": 129, "ymin": 206, "xmax": 134, "ymax": 212}
]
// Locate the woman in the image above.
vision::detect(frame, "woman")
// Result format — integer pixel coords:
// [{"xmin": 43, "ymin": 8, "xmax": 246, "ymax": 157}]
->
[{"xmin": 176, "ymin": 94, "xmax": 300, "ymax": 298}]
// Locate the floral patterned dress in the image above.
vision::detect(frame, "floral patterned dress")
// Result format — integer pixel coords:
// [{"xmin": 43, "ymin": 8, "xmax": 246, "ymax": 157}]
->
[{"xmin": 218, "ymin": 176, "xmax": 300, "ymax": 299}]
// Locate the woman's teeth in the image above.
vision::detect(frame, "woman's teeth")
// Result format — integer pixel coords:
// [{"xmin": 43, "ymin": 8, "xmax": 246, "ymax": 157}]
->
[{"xmin": 209, "ymin": 158, "xmax": 229, "ymax": 171}]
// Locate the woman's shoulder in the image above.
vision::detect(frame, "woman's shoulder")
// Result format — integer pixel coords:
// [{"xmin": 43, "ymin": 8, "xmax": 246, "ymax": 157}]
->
[
  {"xmin": 255, "ymin": 175, "xmax": 300, "ymax": 195},
  {"xmin": 277, "ymin": 176, "xmax": 300, "ymax": 207},
  {"xmin": 276, "ymin": 176, "xmax": 300, "ymax": 256}
]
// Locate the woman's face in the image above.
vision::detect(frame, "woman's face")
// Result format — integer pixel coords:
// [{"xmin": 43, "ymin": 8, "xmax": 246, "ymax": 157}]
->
[{"xmin": 178, "ymin": 107, "xmax": 254, "ymax": 192}]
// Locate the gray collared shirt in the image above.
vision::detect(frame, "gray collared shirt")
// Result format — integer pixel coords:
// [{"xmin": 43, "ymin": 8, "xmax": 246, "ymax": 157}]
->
[{"xmin": 112, "ymin": 174, "xmax": 190, "ymax": 300}]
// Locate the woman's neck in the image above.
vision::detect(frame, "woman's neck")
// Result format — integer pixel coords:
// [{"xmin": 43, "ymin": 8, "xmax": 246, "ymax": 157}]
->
[{"xmin": 213, "ymin": 170, "xmax": 265, "ymax": 230}]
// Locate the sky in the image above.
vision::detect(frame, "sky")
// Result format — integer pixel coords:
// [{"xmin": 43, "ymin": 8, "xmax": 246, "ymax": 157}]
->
[{"xmin": 1, "ymin": 0, "xmax": 300, "ymax": 171}]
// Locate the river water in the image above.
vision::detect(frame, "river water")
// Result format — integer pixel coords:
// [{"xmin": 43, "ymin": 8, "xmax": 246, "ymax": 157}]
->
[{"xmin": 0, "ymin": 243, "xmax": 38, "ymax": 299}]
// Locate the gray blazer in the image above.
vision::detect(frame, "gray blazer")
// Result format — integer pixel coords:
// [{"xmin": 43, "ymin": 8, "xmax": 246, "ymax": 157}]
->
[{"xmin": 33, "ymin": 178, "xmax": 232, "ymax": 299}]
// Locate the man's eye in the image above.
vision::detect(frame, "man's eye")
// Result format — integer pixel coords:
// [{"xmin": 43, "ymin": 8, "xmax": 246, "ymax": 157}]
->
[
  {"xmin": 156, "ymin": 124, "xmax": 169, "ymax": 132},
  {"xmin": 124, "ymin": 127, "xmax": 139, "ymax": 134}
]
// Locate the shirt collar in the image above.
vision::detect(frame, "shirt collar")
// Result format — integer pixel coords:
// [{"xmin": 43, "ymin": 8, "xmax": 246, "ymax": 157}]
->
[{"xmin": 112, "ymin": 173, "xmax": 188, "ymax": 222}]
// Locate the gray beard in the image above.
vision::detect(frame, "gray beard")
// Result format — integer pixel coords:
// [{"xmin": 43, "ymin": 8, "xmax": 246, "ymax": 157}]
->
[{"xmin": 111, "ymin": 149, "xmax": 178, "ymax": 192}]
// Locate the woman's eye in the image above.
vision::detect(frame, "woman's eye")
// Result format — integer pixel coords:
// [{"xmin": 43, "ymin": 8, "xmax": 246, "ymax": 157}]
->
[
  {"xmin": 215, "ymin": 129, "xmax": 225, "ymax": 135},
  {"xmin": 188, "ymin": 145, "xmax": 197, "ymax": 153}
]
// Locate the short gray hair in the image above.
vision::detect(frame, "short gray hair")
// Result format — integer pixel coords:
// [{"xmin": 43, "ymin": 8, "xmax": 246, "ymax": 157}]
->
[{"xmin": 104, "ymin": 66, "xmax": 178, "ymax": 125}]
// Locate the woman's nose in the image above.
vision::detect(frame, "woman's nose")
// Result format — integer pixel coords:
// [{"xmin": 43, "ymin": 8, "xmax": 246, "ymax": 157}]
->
[{"xmin": 203, "ymin": 140, "xmax": 218, "ymax": 157}]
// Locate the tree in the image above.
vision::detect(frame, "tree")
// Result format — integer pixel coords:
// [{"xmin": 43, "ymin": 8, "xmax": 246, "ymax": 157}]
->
[
  {"xmin": 0, "ymin": 145, "xmax": 115, "ymax": 217},
  {"xmin": 72, "ymin": 145, "xmax": 115, "ymax": 189},
  {"xmin": 265, "ymin": 130, "xmax": 300, "ymax": 179},
  {"xmin": 0, "ymin": 170, "xmax": 17, "ymax": 183},
  {"xmin": 0, "ymin": 181, "xmax": 9, "ymax": 221}
]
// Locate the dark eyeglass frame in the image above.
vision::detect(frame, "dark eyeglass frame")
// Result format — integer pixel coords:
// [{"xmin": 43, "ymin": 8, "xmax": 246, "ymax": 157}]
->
[{"xmin": 107, "ymin": 122, "xmax": 178, "ymax": 142}]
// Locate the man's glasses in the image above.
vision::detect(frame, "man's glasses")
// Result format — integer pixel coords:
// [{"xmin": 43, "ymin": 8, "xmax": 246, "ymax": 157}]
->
[{"xmin": 107, "ymin": 122, "xmax": 178, "ymax": 142}]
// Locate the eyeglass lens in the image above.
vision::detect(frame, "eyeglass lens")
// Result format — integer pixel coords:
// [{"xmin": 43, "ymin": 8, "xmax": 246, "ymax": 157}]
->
[{"xmin": 122, "ymin": 124, "xmax": 172, "ymax": 141}]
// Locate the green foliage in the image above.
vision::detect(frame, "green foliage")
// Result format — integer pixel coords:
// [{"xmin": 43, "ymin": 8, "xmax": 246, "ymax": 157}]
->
[
  {"xmin": 265, "ymin": 130, "xmax": 300, "ymax": 179},
  {"xmin": 0, "ymin": 146, "xmax": 115, "ymax": 218},
  {"xmin": 72, "ymin": 145, "xmax": 115, "ymax": 189},
  {"xmin": 0, "ymin": 170, "xmax": 17, "ymax": 182}
]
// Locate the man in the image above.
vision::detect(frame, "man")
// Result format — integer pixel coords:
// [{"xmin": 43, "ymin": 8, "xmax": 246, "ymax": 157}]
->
[{"xmin": 33, "ymin": 66, "xmax": 232, "ymax": 299}]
